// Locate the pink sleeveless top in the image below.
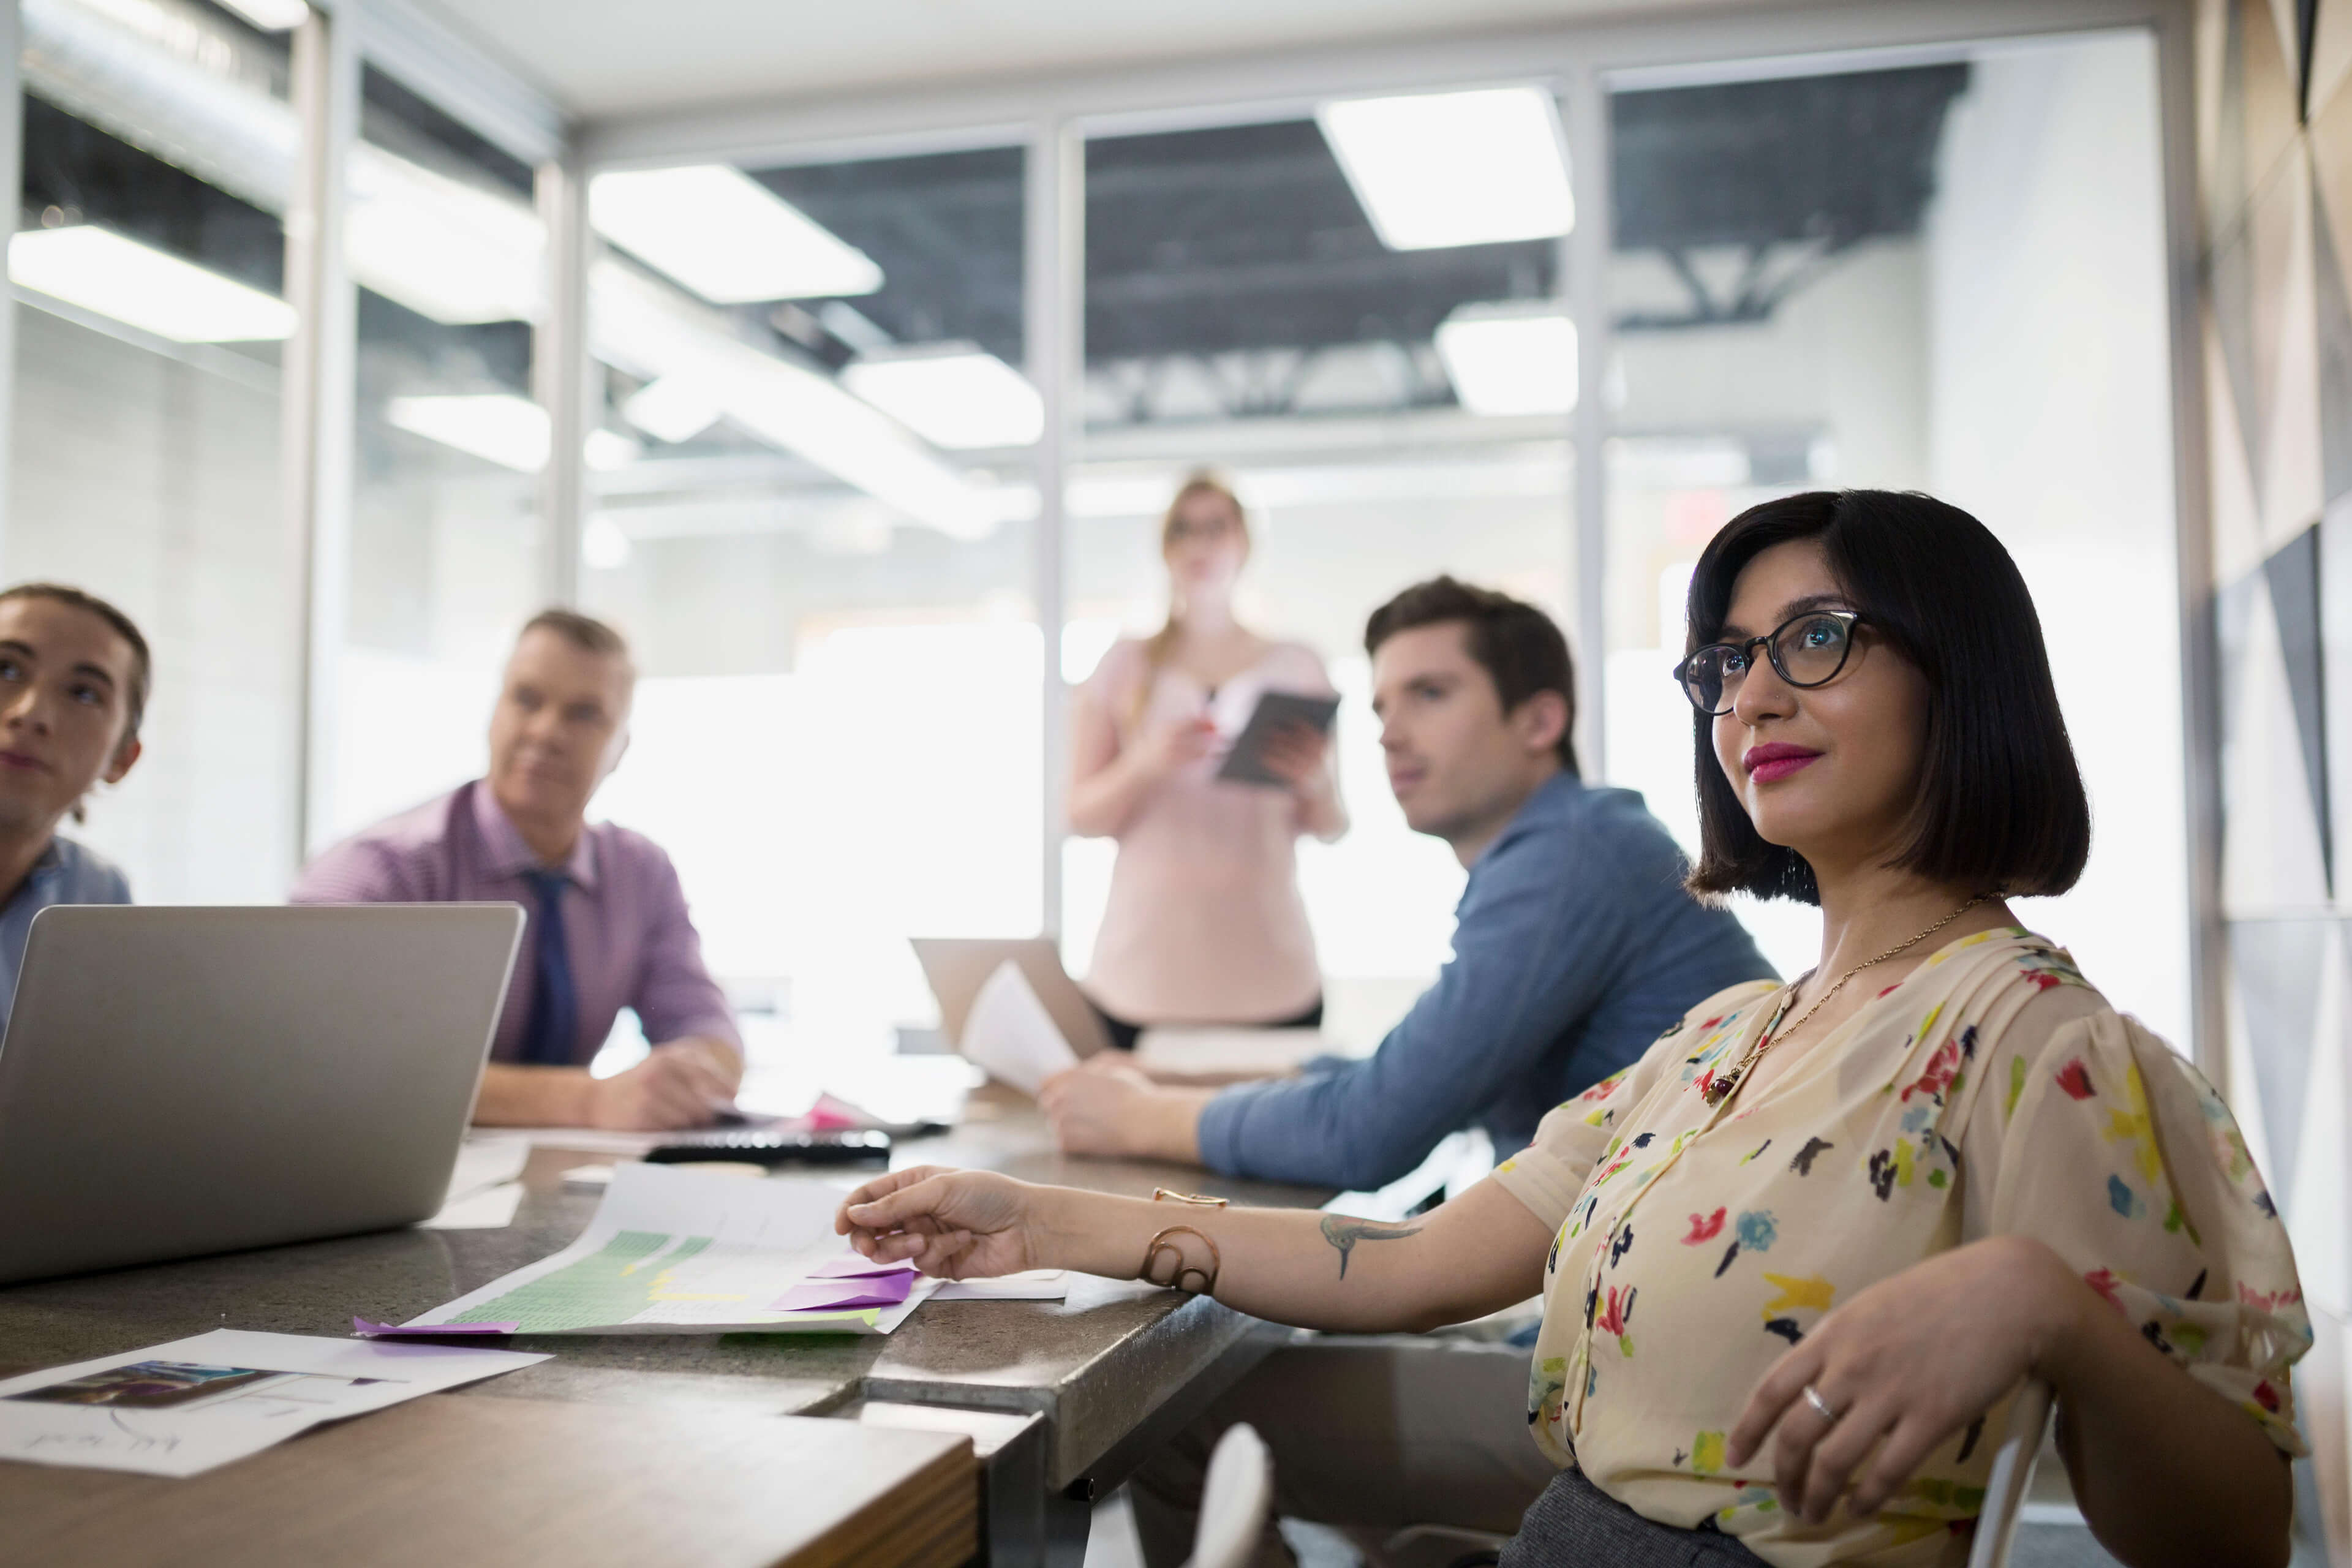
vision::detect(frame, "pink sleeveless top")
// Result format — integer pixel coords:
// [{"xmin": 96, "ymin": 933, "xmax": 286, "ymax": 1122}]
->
[{"xmin": 1077, "ymin": 638, "xmax": 1334, "ymax": 1025}]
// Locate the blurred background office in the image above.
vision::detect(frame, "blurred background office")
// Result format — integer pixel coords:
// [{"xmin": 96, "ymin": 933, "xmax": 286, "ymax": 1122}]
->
[{"xmin": 8, "ymin": 0, "xmax": 2350, "ymax": 1555}]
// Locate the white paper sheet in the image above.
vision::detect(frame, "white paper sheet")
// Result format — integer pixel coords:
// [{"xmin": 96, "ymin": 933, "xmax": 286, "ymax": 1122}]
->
[
  {"xmin": 959, "ymin": 960, "xmax": 1078, "ymax": 1097},
  {"xmin": 418, "ymin": 1183, "xmax": 524, "ymax": 1230},
  {"xmin": 396, "ymin": 1163, "xmax": 938, "ymax": 1336},
  {"xmin": 1134, "ymin": 1027, "xmax": 1343, "ymax": 1079},
  {"xmin": 931, "ymin": 1270, "xmax": 1070, "ymax": 1302},
  {"xmin": 443, "ymin": 1139, "xmax": 530, "ymax": 1202},
  {"xmin": 0, "ymin": 1330, "xmax": 545, "ymax": 1478}
]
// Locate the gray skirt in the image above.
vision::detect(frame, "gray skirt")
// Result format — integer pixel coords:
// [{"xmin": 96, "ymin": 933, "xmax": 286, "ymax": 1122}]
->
[{"xmin": 1499, "ymin": 1468, "xmax": 1772, "ymax": 1567}]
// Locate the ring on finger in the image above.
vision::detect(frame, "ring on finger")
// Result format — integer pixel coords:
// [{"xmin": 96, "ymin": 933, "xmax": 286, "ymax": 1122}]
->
[{"xmin": 1801, "ymin": 1384, "xmax": 1841, "ymax": 1424}]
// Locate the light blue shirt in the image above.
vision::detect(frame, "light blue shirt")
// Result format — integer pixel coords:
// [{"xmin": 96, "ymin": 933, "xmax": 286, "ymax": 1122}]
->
[
  {"xmin": 1195, "ymin": 772, "xmax": 1776, "ymax": 1191},
  {"xmin": 0, "ymin": 835, "xmax": 130, "ymax": 1029}
]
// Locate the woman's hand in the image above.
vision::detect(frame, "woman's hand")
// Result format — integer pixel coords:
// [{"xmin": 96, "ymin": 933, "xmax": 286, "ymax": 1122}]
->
[
  {"xmin": 1726, "ymin": 1235, "xmax": 2087, "ymax": 1524},
  {"xmin": 834, "ymin": 1166, "xmax": 1046, "ymax": 1280},
  {"xmin": 1134, "ymin": 713, "xmax": 1219, "ymax": 779},
  {"xmin": 1257, "ymin": 719, "xmax": 1330, "ymax": 793},
  {"xmin": 1041, "ymin": 1057, "xmax": 1210, "ymax": 1162}
]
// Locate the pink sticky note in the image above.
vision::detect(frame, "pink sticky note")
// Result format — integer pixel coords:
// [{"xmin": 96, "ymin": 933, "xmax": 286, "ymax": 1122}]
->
[
  {"xmin": 353, "ymin": 1317, "xmax": 521, "ymax": 1337},
  {"xmin": 772, "ymin": 1272, "xmax": 917, "ymax": 1312}
]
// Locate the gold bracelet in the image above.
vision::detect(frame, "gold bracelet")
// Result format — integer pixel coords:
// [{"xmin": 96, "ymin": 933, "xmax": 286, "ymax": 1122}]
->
[
  {"xmin": 1142, "ymin": 1224, "xmax": 1221, "ymax": 1294},
  {"xmin": 1152, "ymin": 1188, "xmax": 1230, "ymax": 1208}
]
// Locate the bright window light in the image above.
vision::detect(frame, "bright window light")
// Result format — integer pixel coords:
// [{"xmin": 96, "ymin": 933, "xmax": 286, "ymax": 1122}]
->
[
  {"xmin": 1317, "ymin": 87, "xmax": 1574, "ymax": 251},
  {"xmin": 211, "ymin": 0, "xmax": 309, "ymax": 29},
  {"xmin": 581, "ymin": 515, "xmax": 633, "ymax": 571},
  {"xmin": 385, "ymin": 394, "xmax": 638, "ymax": 473},
  {"xmin": 842, "ymin": 343, "xmax": 1043, "ymax": 450},
  {"xmin": 624, "ymin": 375, "xmax": 725, "ymax": 444},
  {"xmin": 9, "ymin": 226, "xmax": 295, "ymax": 342},
  {"xmin": 1434, "ymin": 301, "xmax": 1578, "ymax": 416},
  {"xmin": 589, "ymin": 166, "xmax": 883, "ymax": 304}
]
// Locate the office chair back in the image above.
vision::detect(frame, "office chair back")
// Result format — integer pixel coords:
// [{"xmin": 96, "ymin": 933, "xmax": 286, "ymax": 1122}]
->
[
  {"xmin": 1186, "ymin": 1423, "xmax": 1274, "ymax": 1568},
  {"xmin": 1966, "ymin": 1378, "xmax": 2057, "ymax": 1568}
]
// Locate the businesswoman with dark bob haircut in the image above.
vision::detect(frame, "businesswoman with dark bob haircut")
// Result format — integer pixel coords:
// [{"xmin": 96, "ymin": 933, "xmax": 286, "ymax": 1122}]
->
[{"xmin": 840, "ymin": 490, "xmax": 2306, "ymax": 1568}]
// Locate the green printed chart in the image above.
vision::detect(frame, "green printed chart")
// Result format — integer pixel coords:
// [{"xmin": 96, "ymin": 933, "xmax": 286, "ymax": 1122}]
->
[
  {"xmin": 401, "ymin": 1164, "xmax": 940, "ymax": 1336},
  {"xmin": 452, "ymin": 1231, "xmax": 717, "ymax": 1332}
]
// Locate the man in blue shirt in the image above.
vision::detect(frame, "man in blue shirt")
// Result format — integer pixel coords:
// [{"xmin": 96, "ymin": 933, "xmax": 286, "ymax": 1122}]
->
[
  {"xmin": 1093, "ymin": 578, "xmax": 1772, "ymax": 1566},
  {"xmin": 0, "ymin": 584, "xmax": 143, "ymax": 1026},
  {"xmin": 1042, "ymin": 575, "xmax": 1773, "ymax": 1191}
]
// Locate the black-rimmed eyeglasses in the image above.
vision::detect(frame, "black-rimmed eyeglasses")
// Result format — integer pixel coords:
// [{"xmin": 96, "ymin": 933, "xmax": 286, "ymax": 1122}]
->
[{"xmin": 1672, "ymin": 609, "xmax": 1865, "ymax": 715}]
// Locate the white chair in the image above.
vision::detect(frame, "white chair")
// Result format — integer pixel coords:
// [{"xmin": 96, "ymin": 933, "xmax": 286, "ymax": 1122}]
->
[
  {"xmin": 1966, "ymin": 1378, "xmax": 2058, "ymax": 1568},
  {"xmin": 1185, "ymin": 1422, "xmax": 1275, "ymax": 1568}
]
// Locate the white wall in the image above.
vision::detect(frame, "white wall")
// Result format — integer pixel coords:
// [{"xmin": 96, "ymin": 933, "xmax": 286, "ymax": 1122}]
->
[
  {"xmin": 6, "ymin": 309, "xmax": 298, "ymax": 903},
  {"xmin": 1925, "ymin": 30, "xmax": 2188, "ymax": 1042}
]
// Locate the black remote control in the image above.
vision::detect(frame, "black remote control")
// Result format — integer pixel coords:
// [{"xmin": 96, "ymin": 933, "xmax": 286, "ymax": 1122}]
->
[{"xmin": 644, "ymin": 1128, "xmax": 894, "ymax": 1166}]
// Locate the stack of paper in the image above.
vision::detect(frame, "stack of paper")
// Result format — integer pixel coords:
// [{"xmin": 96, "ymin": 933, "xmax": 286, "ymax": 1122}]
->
[
  {"xmin": 0, "ymin": 1330, "xmax": 544, "ymax": 1477},
  {"xmin": 374, "ymin": 1163, "xmax": 940, "ymax": 1336}
]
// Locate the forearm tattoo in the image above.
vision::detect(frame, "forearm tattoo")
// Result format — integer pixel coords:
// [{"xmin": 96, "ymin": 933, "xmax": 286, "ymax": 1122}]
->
[{"xmin": 1319, "ymin": 1214, "xmax": 1423, "ymax": 1278}]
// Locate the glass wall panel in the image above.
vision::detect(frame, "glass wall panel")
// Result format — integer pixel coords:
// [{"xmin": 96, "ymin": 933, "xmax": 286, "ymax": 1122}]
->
[
  {"xmin": 581, "ymin": 145, "xmax": 1035, "ymax": 1071},
  {"xmin": 1602, "ymin": 34, "xmax": 2184, "ymax": 1039},
  {"xmin": 1068, "ymin": 110, "xmax": 1579, "ymax": 1045},
  {"xmin": 333, "ymin": 66, "xmax": 548, "ymax": 844},
  {"xmin": 9, "ymin": 0, "xmax": 299, "ymax": 901}
]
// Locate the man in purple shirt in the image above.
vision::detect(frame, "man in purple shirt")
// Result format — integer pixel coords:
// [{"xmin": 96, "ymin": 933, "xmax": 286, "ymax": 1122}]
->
[{"xmin": 293, "ymin": 609, "xmax": 741, "ymax": 1131}]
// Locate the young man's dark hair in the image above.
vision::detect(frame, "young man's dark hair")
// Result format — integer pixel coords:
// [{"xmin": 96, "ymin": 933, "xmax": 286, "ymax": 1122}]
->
[
  {"xmin": 0, "ymin": 583, "xmax": 151, "ymax": 746},
  {"xmin": 1364, "ymin": 576, "xmax": 1580, "ymax": 775},
  {"xmin": 1680, "ymin": 489, "xmax": 2090, "ymax": 905}
]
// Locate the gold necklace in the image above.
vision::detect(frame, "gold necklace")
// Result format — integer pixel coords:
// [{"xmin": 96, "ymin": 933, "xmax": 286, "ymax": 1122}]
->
[{"xmin": 1701, "ymin": 894, "xmax": 1991, "ymax": 1107}]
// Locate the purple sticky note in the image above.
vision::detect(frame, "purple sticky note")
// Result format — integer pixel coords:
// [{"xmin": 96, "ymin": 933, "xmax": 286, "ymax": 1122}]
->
[
  {"xmin": 772, "ymin": 1272, "xmax": 917, "ymax": 1313},
  {"xmin": 809, "ymin": 1256, "xmax": 916, "ymax": 1280},
  {"xmin": 353, "ymin": 1317, "xmax": 522, "ymax": 1337}
]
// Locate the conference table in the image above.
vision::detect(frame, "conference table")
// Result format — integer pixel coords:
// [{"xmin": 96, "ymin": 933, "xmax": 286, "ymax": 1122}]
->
[{"xmin": 0, "ymin": 1082, "xmax": 1337, "ymax": 1566}]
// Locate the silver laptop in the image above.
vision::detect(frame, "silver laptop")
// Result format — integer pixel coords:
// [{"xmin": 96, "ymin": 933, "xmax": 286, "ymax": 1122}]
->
[
  {"xmin": 0, "ymin": 904, "xmax": 523, "ymax": 1285},
  {"xmin": 910, "ymin": 935, "xmax": 1114, "ymax": 1057}
]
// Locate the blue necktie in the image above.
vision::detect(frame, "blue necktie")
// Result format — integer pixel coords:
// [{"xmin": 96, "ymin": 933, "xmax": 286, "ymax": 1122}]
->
[{"xmin": 518, "ymin": 869, "xmax": 578, "ymax": 1067}]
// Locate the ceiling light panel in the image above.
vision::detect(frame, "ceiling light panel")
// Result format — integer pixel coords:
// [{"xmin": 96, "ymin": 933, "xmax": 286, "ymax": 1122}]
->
[
  {"xmin": 9, "ymin": 226, "xmax": 296, "ymax": 342},
  {"xmin": 1317, "ymin": 86, "xmax": 1574, "ymax": 251},
  {"xmin": 842, "ymin": 344, "xmax": 1043, "ymax": 450},
  {"xmin": 1434, "ymin": 302, "xmax": 1577, "ymax": 416},
  {"xmin": 623, "ymin": 375, "xmax": 725, "ymax": 445},
  {"xmin": 211, "ymin": 0, "xmax": 309, "ymax": 29},
  {"xmin": 589, "ymin": 165, "xmax": 883, "ymax": 304},
  {"xmin": 386, "ymin": 394, "xmax": 549, "ymax": 472}
]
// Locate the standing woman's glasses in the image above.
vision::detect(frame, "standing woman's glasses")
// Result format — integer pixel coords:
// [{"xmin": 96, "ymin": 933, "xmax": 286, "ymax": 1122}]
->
[{"xmin": 1673, "ymin": 608, "xmax": 1865, "ymax": 715}]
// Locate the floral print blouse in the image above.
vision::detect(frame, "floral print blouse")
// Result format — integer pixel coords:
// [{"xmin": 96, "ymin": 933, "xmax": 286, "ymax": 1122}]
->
[{"xmin": 1490, "ymin": 927, "xmax": 2308, "ymax": 1567}]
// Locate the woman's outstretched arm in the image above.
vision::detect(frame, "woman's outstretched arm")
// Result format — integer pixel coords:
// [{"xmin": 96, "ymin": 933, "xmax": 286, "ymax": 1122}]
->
[{"xmin": 837, "ymin": 1166, "xmax": 1552, "ymax": 1335}]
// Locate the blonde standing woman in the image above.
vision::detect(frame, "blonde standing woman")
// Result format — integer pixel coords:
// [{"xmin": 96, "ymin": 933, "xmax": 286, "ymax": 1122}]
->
[{"xmin": 1068, "ymin": 474, "xmax": 1348, "ymax": 1051}]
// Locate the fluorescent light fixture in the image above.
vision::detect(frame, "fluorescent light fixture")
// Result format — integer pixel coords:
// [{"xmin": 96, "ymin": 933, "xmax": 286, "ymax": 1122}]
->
[
  {"xmin": 623, "ymin": 375, "xmax": 725, "ymax": 445},
  {"xmin": 1317, "ymin": 86, "xmax": 1574, "ymax": 251},
  {"xmin": 590, "ymin": 166, "xmax": 882, "ymax": 304},
  {"xmin": 586, "ymin": 429, "xmax": 642, "ymax": 470},
  {"xmin": 211, "ymin": 0, "xmax": 309, "ymax": 29},
  {"xmin": 591, "ymin": 259, "xmax": 996, "ymax": 540},
  {"xmin": 9, "ymin": 225, "xmax": 295, "ymax": 342},
  {"xmin": 842, "ymin": 343, "xmax": 1043, "ymax": 450},
  {"xmin": 385, "ymin": 394, "xmax": 637, "ymax": 473},
  {"xmin": 581, "ymin": 515, "xmax": 633, "ymax": 571},
  {"xmin": 346, "ymin": 145, "xmax": 544, "ymax": 325},
  {"xmin": 386, "ymin": 394, "xmax": 548, "ymax": 471},
  {"xmin": 1434, "ymin": 301, "xmax": 1578, "ymax": 416}
]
